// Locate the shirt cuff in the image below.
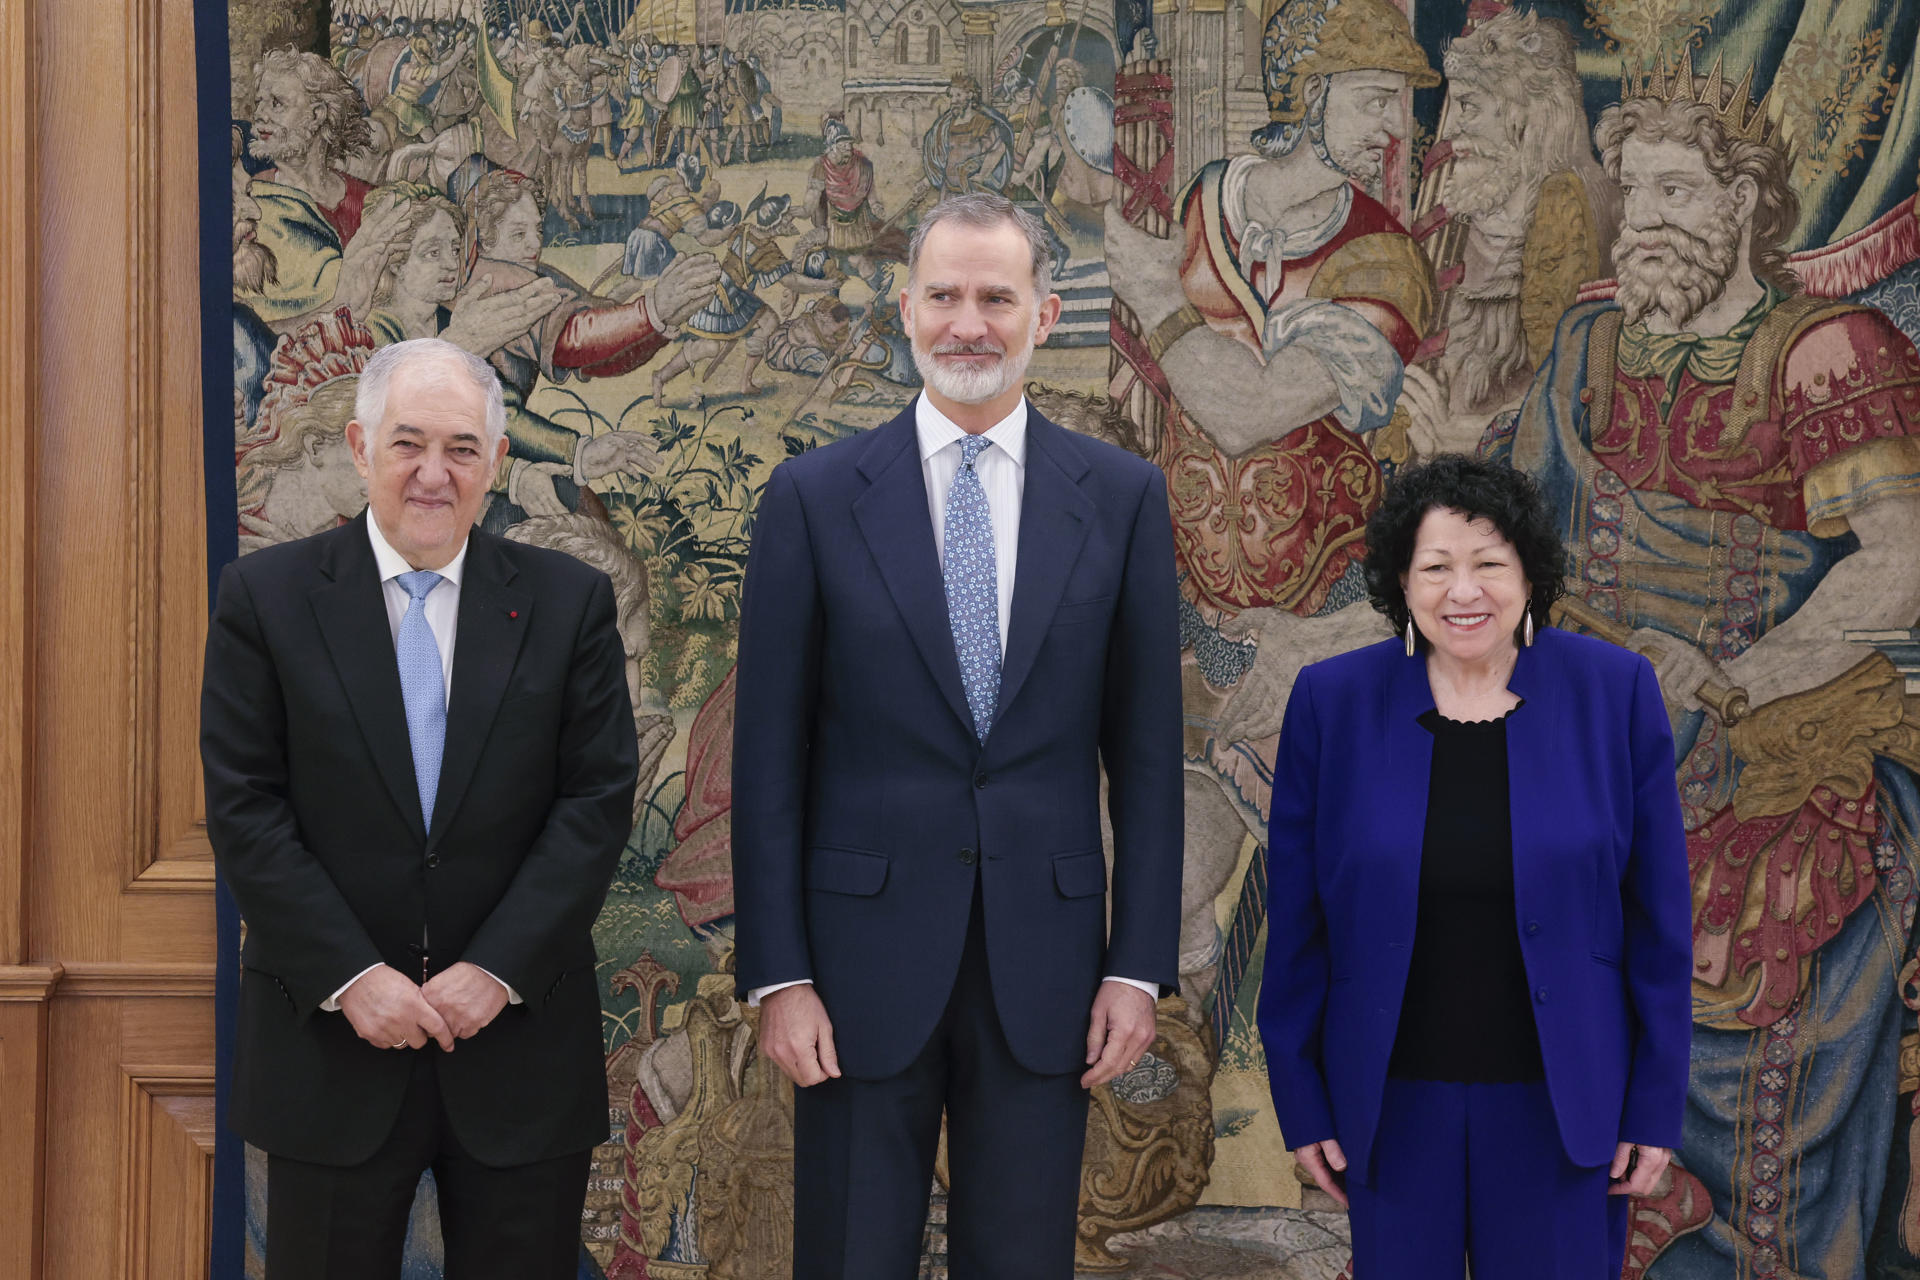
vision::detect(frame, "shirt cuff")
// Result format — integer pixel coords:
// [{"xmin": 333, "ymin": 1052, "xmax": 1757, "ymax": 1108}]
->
[
  {"xmin": 1103, "ymin": 976, "xmax": 1161, "ymax": 999},
  {"xmin": 320, "ymin": 963, "xmax": 384, "ymax": 1012},
  {"xmin": 472, "ymin": 965, "xmax": 523, "ymax": 1005},
  {"xmin": 747, "ymin": 979, "xmax": 812, "ymax": 1007}
]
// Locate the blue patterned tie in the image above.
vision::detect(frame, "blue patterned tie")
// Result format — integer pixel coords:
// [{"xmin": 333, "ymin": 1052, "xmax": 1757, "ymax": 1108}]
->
[
  {"xmin": 943, "ymin": 435, "xmax": 1001, "ymax": 741},
  {"xmin": 395, "ymin": 570, "xmax": 447, "ymax": 829}
]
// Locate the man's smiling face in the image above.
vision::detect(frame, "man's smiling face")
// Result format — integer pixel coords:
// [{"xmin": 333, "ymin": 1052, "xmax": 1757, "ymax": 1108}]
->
[{"xmin": 348, "ymin": 360, "xmax": 506, "ymax": 570}]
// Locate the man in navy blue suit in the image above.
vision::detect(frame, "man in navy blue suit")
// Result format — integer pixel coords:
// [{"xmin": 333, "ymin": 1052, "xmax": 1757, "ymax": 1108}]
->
[{"xmin": 730, "ymin": 193, "xmax": 1184, "ymax": 1278}]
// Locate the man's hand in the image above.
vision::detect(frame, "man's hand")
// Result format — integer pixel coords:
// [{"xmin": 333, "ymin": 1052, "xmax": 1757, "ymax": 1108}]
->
[
  {"xmin": 1628, "ymin": 627, "xmax": 1725, "ymax": 732},
  {"xmin": 441, "ymin": 272, "xmax": 568, "ymax": 357},
  {"xmin": 1398, "ymin": 364, "xmax": 1495, "ymax": 461},
  {"xmin": 338, "ymin": 964, "xmax": 456, "ymax": 1052},
  {"xmin": 1609, "ymin": 1142, "xmax": 1673, "ymax": 1197},
  {"xmin": 1081, "ymin": 980, "xmax": 1156, "ymax": 1089},
  {"xmin": 644, "ymin": 252, "xmax": 724, "ymax": 328},
  {"xmin": 1292, "ymin": 1138, "xmax": 1350, "ymax": 1208},
  {"xmin": 759, "ymin": 984, "xmax": 842, "ymax": 1087},
  {"xmin": 576, "ymin": 429, "xmax": 664, "ymax": 482},
  {"xmin": 420, "ymin": 962, "xmax": 511, "ymax": 1042},
  {"xmin": 334, "ymin": 190, "xmax": 416, "ymax": 320},
  {"xmin": 508, "ymin": 460, "xmax": 572, "ymax": 516}
]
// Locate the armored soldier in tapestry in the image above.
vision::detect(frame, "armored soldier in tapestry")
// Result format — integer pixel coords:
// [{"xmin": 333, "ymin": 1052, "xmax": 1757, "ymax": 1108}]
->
[
  {"xmin": 217, "ymin": 0, "xmax": 1920, "ymax": 1275},
  {"xmin": 1105, "ymin": 0, "xmax": 1438, "ymax": 1049}
]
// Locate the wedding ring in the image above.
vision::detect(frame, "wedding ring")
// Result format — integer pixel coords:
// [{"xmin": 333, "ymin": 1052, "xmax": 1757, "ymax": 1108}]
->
[{"xmin": 391, "ymin": 1040, "xmax": 409, "ymax": 1049}]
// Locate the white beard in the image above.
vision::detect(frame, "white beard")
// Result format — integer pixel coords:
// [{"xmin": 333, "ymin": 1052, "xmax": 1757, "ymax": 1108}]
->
[
  {"xmin": 1446, "ymin": 151, "xmax": 1527, "ymax": 220},
  {"xmin": 912, "ymin": 324, "xmax": 1039, "ymax": 405}
]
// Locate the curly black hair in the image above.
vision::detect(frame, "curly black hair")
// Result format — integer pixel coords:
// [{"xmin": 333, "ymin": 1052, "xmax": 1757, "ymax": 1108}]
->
[{"xmin": 1362, "ymin": 454, "xmax": 1567, "ymax": 649}]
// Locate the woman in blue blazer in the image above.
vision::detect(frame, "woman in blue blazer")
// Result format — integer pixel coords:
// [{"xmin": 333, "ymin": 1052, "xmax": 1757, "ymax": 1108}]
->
[{"xmin": 1258, "ymin": 455, "xmax": 1693, "ymax": 1278}]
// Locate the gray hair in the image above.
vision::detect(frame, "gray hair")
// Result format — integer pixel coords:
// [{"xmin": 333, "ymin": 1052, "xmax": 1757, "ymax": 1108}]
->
[
  {"xmin": 353, "ymin": 338, "xmax": 508, "ymax": 447},
  {"xmin": 906, "ymin": 193, "xmax": 1055, "ymax": 299}
]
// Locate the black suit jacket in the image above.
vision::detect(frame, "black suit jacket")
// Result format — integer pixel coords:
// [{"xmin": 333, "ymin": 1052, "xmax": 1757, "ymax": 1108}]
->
[
  {"xmin": 731, "ymin": 404, "xmax": 1184, "ymax": 1079},
  {"xmin": 201, "ymin": 512, "xmax": 638, "ymax": 1167}
]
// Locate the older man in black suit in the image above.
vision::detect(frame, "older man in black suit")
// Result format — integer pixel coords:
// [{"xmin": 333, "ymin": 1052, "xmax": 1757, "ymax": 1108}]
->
[{"xmin": 201, "ymin": 337, "xmax": 638, "ymax": 1279}]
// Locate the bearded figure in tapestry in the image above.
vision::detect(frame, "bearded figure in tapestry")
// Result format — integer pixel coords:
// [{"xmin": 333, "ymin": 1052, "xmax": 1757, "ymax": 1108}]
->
[
  {"xmin": 1400, "ymin": 7, "xmax": 1621, "ymax": 460},
  {"xmin": 1493, "ymin": 55, "xmax": 1920, "ymax": 1278}
]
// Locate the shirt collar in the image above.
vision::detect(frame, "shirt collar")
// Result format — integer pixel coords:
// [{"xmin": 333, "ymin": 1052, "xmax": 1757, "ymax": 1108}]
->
[
  {"xmin": 366, "ymin": 509, "xmax": 469, "ymax": 588},
  {"xmin": 914, "ymin": 392, "xmax": 1028, "ymax": 467}
]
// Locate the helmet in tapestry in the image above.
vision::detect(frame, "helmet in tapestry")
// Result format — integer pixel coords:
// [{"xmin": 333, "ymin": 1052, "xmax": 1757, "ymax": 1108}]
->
[{"xmin": 1260, "ymin": 0, "xmax": 1438, "ymax": 125}]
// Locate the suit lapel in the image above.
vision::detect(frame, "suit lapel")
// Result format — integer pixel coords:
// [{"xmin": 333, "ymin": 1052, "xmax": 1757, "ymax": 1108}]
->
[
  {"xmin": 310, "ymin": 515, "xmax": 427, "ymax": 841},
  {"xmin": 430, "ymin": 530, "xmax": 532, "ymax": 850},
  {"xmin": 1504, "ymin": 639, "xmax": 1553, "ymax": 902},
  {"xmin": 1379, "ymin": 651, "xmax": 1437, "ymax": 952},
  {"xmin": 850, "ymin": 410, "xmax": 978, "ymax": 739},
  {"xmin": 995, "ymin": 414, "xmax": 1093, "ymax": 723}
]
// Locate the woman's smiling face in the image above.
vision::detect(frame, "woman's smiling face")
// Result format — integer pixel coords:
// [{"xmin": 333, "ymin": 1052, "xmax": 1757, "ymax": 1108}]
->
[{"xmin": 1401, "ymin": 506, "xmax": 1531, "ymax": 663}]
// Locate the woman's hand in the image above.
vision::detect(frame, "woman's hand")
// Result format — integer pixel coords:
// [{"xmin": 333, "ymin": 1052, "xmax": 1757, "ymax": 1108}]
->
[
  {"xmin": 1608, "ymin": 1142, "xmax": 1671, "ymax": 1196},
  {"xmin": 1292, "ymin": 1138, "xmax": 1350, "ymax": 1209}
]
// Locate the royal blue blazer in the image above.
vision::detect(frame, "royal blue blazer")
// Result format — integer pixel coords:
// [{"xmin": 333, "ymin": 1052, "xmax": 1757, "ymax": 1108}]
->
[{"xmin": 1256, "ymin": 627, "xmax": 1692, "ymax": 1175}]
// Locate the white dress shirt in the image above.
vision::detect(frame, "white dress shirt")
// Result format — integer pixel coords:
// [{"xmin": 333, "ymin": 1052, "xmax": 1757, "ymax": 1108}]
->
[
  {"xmin": 750, "ymin": 395, "xmax": 1158, "ymax": 1007},
  {"xmin": 321, "ymin": 513, "xmax": 520, "ymax": 1013}
]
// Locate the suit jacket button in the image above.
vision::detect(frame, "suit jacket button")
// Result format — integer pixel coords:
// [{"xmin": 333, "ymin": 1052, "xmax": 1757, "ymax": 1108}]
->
[
  {"xmin": 427, "ymin": 853, "xmax": 442, "ymax": 869},
  {"xmin": 959, "ymin": 848, "xmax": 977, "ymax": 865},
  {"xmin": 1535, "ymin": 986, "xmax": 1549, "ymax": 1003},
  {"xmin": 973, "ymin": 774, "xmax": 988, "ymax": 789},
  {"xmin": 1525, "ymin": 921, "xmax": 1541, "ymax": 936}
]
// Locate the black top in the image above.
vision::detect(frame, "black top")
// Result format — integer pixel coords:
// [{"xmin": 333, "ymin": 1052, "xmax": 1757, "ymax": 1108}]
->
[{"xmin": 1388, "ymin": 705, "xmax": 1545, "ymax": 1082}]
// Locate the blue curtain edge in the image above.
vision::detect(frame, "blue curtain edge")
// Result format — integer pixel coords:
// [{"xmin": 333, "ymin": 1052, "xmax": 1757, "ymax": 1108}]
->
[{"xmin": 193, "ymin": 0, "xmax": 243, "ymax": 1276}]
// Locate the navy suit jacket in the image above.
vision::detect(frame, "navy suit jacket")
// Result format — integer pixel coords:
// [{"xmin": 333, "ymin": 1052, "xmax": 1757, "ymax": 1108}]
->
[
  {"xmin": 1256, "ymin": 627, "xmax": 1692, "ymax": 1174},
  {"xmin": 730, "ymin": 402, "xmax": 1184, "ymax": 1080}
]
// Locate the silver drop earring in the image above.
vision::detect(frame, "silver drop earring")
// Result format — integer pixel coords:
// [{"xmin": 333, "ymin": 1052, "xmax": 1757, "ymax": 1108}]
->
[
  {"xmin": 1523, "ymin": 609, "xmax": 1535, "ymax": 647},
  {"xmin": 1405, "ymin": 617, "xmax": 1417, "ymax": 657}
]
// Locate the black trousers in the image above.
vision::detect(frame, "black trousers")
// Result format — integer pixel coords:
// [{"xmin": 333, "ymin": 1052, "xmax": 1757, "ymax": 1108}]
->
[
  {"xmin": 264, "ymin": 1051, "xmax": 591, "ymax": 1280},
  {"xmin": 792, "ymin": 880, "xmax": 1091, "ymax": 1279}
]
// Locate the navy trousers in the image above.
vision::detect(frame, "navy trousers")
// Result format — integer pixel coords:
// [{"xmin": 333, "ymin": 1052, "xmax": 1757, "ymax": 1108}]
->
[
  {"xmin": 1347, "ymin": 1077, "xmax": 1628, "ymax": 1280},
  {"xmin": 791, "ymin": 880, "xmax": 1090, "ymax": 1279}
]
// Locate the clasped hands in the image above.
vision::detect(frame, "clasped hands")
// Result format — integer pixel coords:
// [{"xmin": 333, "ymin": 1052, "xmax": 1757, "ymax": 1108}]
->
[
  {"xmin": 338, "ymin": 962, "xmax": 509, "ymax": 1052},
  {"xmin": 758, "ymin": 980, "xmax": 1157, "ymax": 1090}
]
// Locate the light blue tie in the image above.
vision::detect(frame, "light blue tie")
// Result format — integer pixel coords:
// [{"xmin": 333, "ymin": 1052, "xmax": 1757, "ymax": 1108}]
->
[
  {"xmin": 395, "ymin": 570, "xmax": 447, "ymax": 829},
  {"xmin": 943, "ymin": 435, "xmax": 1001, "ymax": 741}
]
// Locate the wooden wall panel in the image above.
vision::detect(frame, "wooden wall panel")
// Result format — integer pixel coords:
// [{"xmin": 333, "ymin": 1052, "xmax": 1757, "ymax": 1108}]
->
[
  {"xmin": 44, "ymin": 989, "xmax": 217, "ymax": 1279},
  {"xmin": 0, "ymin": 0, "xmax": 37, "ymax": 971},
  {"xmin": 6, "ymin": 0, "xmax": 220, "ymax": 1273},
  {"xmin": 31, "ymin": 0, "xmax": 213, "ymax": 953},
  {"xmin": 0, "ymin": 0, "xmax": 47, "ymax": 1268},
  {"xmin": 123, "ymin": 1082, "xmax": 217, "ymax": 1280},
  {"xmin": 0, "ymin": 979, "xmax": 57, "ymax": 1280}
]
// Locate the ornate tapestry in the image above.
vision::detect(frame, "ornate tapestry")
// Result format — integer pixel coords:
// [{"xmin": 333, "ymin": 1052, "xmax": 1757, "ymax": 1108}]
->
[{"xmin": 207, "ymin": 0, "xmax": 1920, "ymax": 1274}]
